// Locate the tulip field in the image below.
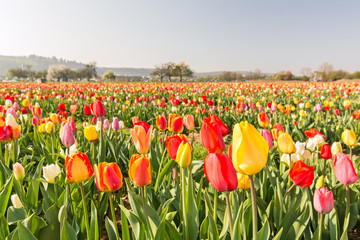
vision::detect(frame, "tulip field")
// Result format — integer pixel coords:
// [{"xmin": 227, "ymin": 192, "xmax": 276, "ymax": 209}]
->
[{"xmin": 0, "ymin": 81, "xmax": 360, "ymax": 240}]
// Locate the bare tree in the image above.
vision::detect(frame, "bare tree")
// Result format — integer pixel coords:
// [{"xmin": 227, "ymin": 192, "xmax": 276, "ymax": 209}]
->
[{"xmin": 300, "ymin": 67, "xmax": 312, "ymax": 77}]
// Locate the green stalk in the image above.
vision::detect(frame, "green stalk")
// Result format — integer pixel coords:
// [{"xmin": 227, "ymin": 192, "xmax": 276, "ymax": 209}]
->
[
  {"xmin": 91, "ymin": 141, "xmax": 95, "ymax": 165},
  {"xmin": 54, "ymin": 183, "xmax": 58, "ymax": 207},
  {"xmin": 154, "ymin": 149, "xmax": 167, "ymax": 193},
  {"xmin": 249, "ymin": 175, "xmax": 258, "ymax": 240},
  {"xmin": 181, "ymin": 168, "xmax": 188, "ymax": 240},
  {"xmin": 345, "ymin": 186, "xmax": 350, "ymax": 231},
  {"xmin": 141, "ymin": 186, "xmax": 154, "ymax": 240},
  {"xmin": 282, "ymin": 182, "xmax": 296, "ymax": 203},
  {"xmin": 67, "ymin": 184, "xmax": 74, "ymax": 216},
  {"xmin": 51, "ymin": 132, "xmax": 55, "ymax": 163},
  {"xmin": 213, "ymin": 189, "xmax": 218, "ymax": 225},
  {"xmin": 80, "ymin": 182, "xmax": 90, "ymax": 238},
  {"xmin": 225, "ymin": 192, "xmax": 234, "ymax": 237},
  {"xmin": 318, "ymin": 213, "xmax": 324, "ymax": 240},
  {"xmin": 349, "ymin": 147, "xmax": 352, "ymax": 162},
  {"xmin": 109, "ymin": 193, "xmax": 120, "ymax": 239}
]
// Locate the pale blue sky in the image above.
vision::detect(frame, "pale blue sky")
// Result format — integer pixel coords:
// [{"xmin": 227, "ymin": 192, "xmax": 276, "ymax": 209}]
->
[{"xmin": 1, "ymin": 0, "xmax": 359, "ymax": 74}]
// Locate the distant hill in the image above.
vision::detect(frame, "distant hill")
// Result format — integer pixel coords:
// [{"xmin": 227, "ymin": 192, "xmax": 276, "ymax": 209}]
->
[{"xmin": 0, "ymin": 54, "xmax": 271, "ymax": 78}]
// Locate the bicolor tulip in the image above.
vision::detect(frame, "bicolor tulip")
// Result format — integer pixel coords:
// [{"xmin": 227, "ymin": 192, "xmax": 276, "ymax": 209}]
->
[
  {"xmin": 156, "ymin": 114, "xmax": 167, "ymax": 131},
  {"xmin": 128, "ymin": 154, "xmax": 152, "ymax": 186},
  {"xmin": 61, "ymin": 123, "xmax": 76, "ymax": 148},
  {"xmin": 313, "ymin": 187, "xmax": 334, "ymax": 214},
  {"xmin": 130, "ymin": 123, "xmax": 153, "ymax": 154},
  {"xmin": 183, "ymin": 114, "xmax": 195, "ymax": 131},
  {"xmin": 232, "ymin": 121, "xmax": 269, "ymax": 175},
  {"xmin": 50, "ymin": 113, "xmax": 61, "ymax": 124},
  {"xmin": 175, "ymin": 141, "xmax": 192, "ymax": 168},
  {"xmin": 200, "ymin": 115, "xmax": 225, "ymax": 153},
  {"xmin": 320, "ymin": 144, "xmax": 332, "ymax": 159},
  {"xmin": 333, "ymin": 153, "xmax": 358, "ymax": 185},
  {"xmin": 43, "ymin": 163, "xmax": 61, "ymax": 184},
  {"xmin": 331, "ymin": 142, "xmax": 342, "ymax": 155},
  {"xmin": 84, "ymin": 125, "xmax": 98, "ymax": 142},
  {"xmin": 94, "ymin": 162, "xmax": 123, "ymax": 192},
  {"xmin": 260, "ymin": 129, "xmax": 273, "ymax": 149},
  {"xmin": 6, "ymin": 114, "xmax": 19, "ymax": 128},
  {"xmin": 166, "ymin": 134, "xmax": 191, "ymax": 160},
  {"xmin": 13, "ymin": 163, "xmax": 25, "ymax": 181},
  {"xmin": 70, "ymin": 104, "xmax": 78, "ymax": 114},
  {"xmin": 204, "ymin": 153, "xmax": 238, "ymax": 192},
  {"xmin": 168, "ymin": 114, "xmax": 183, "ymax": 133},
  {"xmin": 341, "ymin": 129, "xmax": 357, "ymax": 147},
  {"xmin": 91, "ymin": 100, "xmax": 106, "ymax": 117},
  {"xmin": 65, "ymin": 152, "xmax": 93, "ymax": 183},
  {"xmin": 237, "ymin": 173, "xmax": 250, "ymax": 190},
  {"xmin": 278, "ymin": 132, "xmax": 296, "ymax": 154},
  {"xmin": 271, "ymin": 123, "xmax": 284, "ymax": 140},
  {"xmin": 289, "ymin": 160, "xmax": 314, "ymax": 187},
  {"xmin": 258, "ymin": 112, "xmax": 270, "ymax": 128},
  {"xmin": 0, "ymin": 116, "xmax": 5, "ymax": 127}
]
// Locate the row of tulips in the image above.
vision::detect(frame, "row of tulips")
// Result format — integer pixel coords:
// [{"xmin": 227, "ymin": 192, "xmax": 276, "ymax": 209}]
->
[{"xmin": 0, "ymin": 82, "xmax": 359, "ymax": 240}]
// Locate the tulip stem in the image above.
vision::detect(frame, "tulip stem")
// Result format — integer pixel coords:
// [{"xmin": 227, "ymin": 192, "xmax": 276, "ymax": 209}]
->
[
  {"xmin": 249, "ymin": 175, "xmax": 258, "ymax": 240},
  {"xmin": 67, "ymin": 184, "xmax": 74, "ymax": 216},
  {"xmin": 225, "ymin": 192, "xmax": 233, "ymax": 237},
  {"xmin": 91, "ymin": 142, "xmax": 95, "ymax": 164},
  {"xmin": 54, "ymin": 183, "xmax": 58, "ymax": 207},
  {"xmin": 141, "ymin": 186, "xmax": 153, "ymax": 240},
  {"xmin": 154, "ymin": 148, "xmax": 167, "ymax": 193},
  {"xmin": 345, "ymin": 186, "xmax": 350, "ymax": 230},
  {"xmin": 109, "ymin": 193, "xmax": 120, "ymax": 239},
  {"xmin": 181, "ymin": 168, "xmax": 188, "ymax": 240},
  {"xmin": 318, "ymin": 213, "xmax": 323, "ymax": 240},
  {"xmin": 282, "ymin": 182, "xmax": 296, "ymax": 203},
  {"xmin": 80, "ymin": 182, "xmax": 90, "ymax": 239},
  {"xmin": 349, "ymin": 147, "xmax": 352, "ymax": 162},
  {"xmin": 213, "ymin": 189, "xmax": 218, "ymax": 225}
]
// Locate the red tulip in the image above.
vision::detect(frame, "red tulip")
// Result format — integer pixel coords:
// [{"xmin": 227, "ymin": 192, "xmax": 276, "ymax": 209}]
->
[
  {"xmin": 313, "ymin": 187, "xmax": 334, "ymax": 214},
  {"xmin": 200, "ymin": 115, "xmax": 225, "ymax": 153},
  {"xmin": 94, "ymin": 162, "xmax": 123, "ymax": 192},
  {"xmin": 65, "ymin": 152, "xmax": 93, "ymax": 183},
  {"xmin": 58, "ymin": 103, "xmax": 66, "ymax": 112},
  {"xmin": 91, "ymin": 100, "xmax": 106, "ymax": 117},
  {"xmin": 289, "ymin": 160, "xmax": 314, "ymax": 187},
  {"xmin": 353, "ymin": 110, "xmax": 360, "ymax": 119},
  {"xmin": 258, "ymin": 112, "xmax": 270, "ymax": 128},
  {"xmin": 134, "ymin": 121, "xmax": 150, "ymax": 133},
  {"xmin": 156, "ymin": 114, "xmax": 167, "ymax": 131},
  {"xmin": 333, "ymin": 153, "xmax": 358, "ymax": 185},
  {"xmin": 168, "ymin": 114, "xmax": 183, "ymax": 133},
  {"xmin": 0, "ymin": 125, "xmax": 13, "ymax": 141},
  {"xmin": 20, "ymin": 107, "xmax": 27, "ymax": 114},
  {"xmin": 209, "ymin": 114, "xmax": 228, "ymax": 136},
  {"xmin": 128, "ymin": 154, "xmax": 152, "ymax": 186},
  {"xmin": 84, "ymin": 105, "xmax": 92, "ymax": 116},
  {"xmin": 271, "ymin": 123, "xmax": 284, "ymax": 140},
  {"xmin": 166, "ymin": 134, "xmax": 191, "ymax": 160},
  {"xmin": 305, "ymin": 128, "xmax": 325, "ymax": 139},
  {"xmin": 320, "ymin": 144, "xmax": 332, "ymax": 159},
  {"xmin": 204, "ymin": 153, "xmax": 238, "ymax": 192}
]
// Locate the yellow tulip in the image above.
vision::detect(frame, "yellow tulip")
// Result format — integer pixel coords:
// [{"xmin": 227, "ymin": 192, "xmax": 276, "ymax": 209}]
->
[
  {"xmin": 305, "ymin": 102, "xmax": 310, "ymax": 109},
  {"xmin": 232, "ymin": 122, "xmax": 269, "ymax": 175},
  {"xmin": 331, "ymin": 142, "xmax": 342, "ymax": 155},
  {"xmin": 38, "ymin": 123, "xmax": 46, "ymax": 133},
  {"xmin": 50, "ymin": 113, "xmax": 60, "ymax": 124},
  {"xmin": 278, "ymin": 132, "xmax": 296, "ymax": 154},
  {"xmin": 175, "ymin": 141, "xmax": 192, "ymax": 168},
  {"xmin": 22, "ymin": 99, "xmax": 30, "ymax": 108},
  {"xmin": 341, "ymin": 129, "xmax": 356, "ymax": 147},
  {"xmin": 299, "ymin": 110, "xmax": 306, "ymax": 117},
  {"xmin": 237, "ymin": 173, "xmax": 250, "ymax": 189},
  {"xmin": 45, "ymin": 121, "xmax": 54, "ymax": 134},
  {"xmin": 84, "ymin": 125, "xmax": 98, "ymax": 142}
]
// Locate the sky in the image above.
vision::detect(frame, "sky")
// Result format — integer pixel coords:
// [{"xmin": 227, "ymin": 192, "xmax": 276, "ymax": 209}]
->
[{"xmin": 1, "ymin": 0, "xmax": 360, "ymax": 74}]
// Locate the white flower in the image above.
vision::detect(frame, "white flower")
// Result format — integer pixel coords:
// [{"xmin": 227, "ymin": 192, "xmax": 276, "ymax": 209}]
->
[
  {"xmin": 171, "ymin": 107, "xmax": 177, "ymax": 112},
  {"xmin": 281, "ymin": 154, "xmax": 291, "ymax": 166},
  {"xmin": 306, "ymin": 138, "xmax": 316, "ymax": 151},
  {"xmin": 290, "ymin": 153, "xmax": 302, "ymax": 162},
  {"xmin": 119, "ymin": 121, "xmax": 125, "ymax": 129},
  {"xmin": 11, "ymin": 194, "xmax": 23, "ymax": 209},
  {"xmin": 43, "ymin": 164, "xmax": 61, "ymax": 184},
  {"xmin": 6, "ymin": 114, "xmax": 19, "ymax": 128},
  {"xmin": 96, "ymin": 120, "xmax": 102, "ymax": 131},
  {"xmin": 5, "ymin": 99, "xmax": 12, "ymax": 108},
  {"xmin": 313, "ymin": 134, "xmax": 325, "ymax": 147},
  {"xmin": 299, "ymin": 103, "xmax": 305, "ymax": 109},
  {"xmin": 294, "ymin": 141, "xmax": 306, "ymax": 156}
]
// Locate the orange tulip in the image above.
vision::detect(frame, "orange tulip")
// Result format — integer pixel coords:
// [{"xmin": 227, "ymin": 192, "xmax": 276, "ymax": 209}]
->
[
  {"xmin": 130, "ymin": 123, "xmax": 153, "ymax": 154},
  {"xmin": 168, "ymin": 114, "xmax": 183, "ymax": 133},
  {"xmin": 128, "ymin": 154, "xmax": 152, "ymax": 186},
  {"xmin": 257, "ymin": 112, "xmax": 270, "ymax": 128},
  {"xmin": 94, "ymin": 162, "xmax": 123, "ymax": 192},
  {"xmin": 271, "ymin": 123, "xmax": 284, "ymax": 140},
  {"xmin": 183, "ymin": 114, "xmax": 195, "ymax": 131},
  {"xmin": 65, "ymin": 152, "xmax": 93, "ymax": 183},
  {"xmin": 166, "ymin": 134, "xmax": 191, "ymax": 160}
]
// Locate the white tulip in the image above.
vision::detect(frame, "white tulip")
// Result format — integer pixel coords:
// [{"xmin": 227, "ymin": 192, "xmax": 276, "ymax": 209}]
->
[
  {"xmin": 11, "ymin": 194, "xmax": 23, "ymax": 209},
  {"xmin": 43, "ymin": 164, "xmax": 61, "ymax": 184},
  {"xmin": 6, "ymin": 114, "xmax": 19, "ymax": 128},
  {"xmin": 313, "ymin": 134, "xmax": 325, "ymax": 147}
]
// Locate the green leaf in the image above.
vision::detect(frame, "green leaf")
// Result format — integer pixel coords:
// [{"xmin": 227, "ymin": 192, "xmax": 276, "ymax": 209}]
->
[
  {"xmin": 283, "ymin": 203, "xmax": 310, "ymax": 240},
  {"xmin": 0, "ymin": 175, "xmax": 14, "ymax": 216},
  {"xmin": 90, "ymin": 201, "xmax": 99, "ymax": 240},
  {"xmin": 105, "ymin": 217, "xmax": 118, "ymax": 240},
  {"xmin": 38, "ymin": 205, "xmax": 60, "ymax": 240},
  {"xmin": 119, "ymin": 204, "xmax": 144, "ymax": 240},
  {"xmin": 165, "ymin": 220, "xmax": 182, "ymax": 240},
  {"xmin": 22, "ymin": 213, "xmax": 48, "ymax": 237},
  {"xmin": 258, "ymin": 219, "xmax": 270, "ymax": 240},
  {"xmin": 7, "ymin": 206, "xmax": 26, "ymax": 225},
  {"xmin": 121, "ymin": 202, "xmax": 131, "ymax": 240},
  {"xmin": 185, "ymin": 168, "xmax": 199, "ymax": 240},
  {"xmin": 154, "ymin": 159, "xmax": 175, "ymax": 193},
  {"xmin": 60, "ymin": 219, "xmax": 77, "ymax": 240},
  {"xmin": 273, "ymin": 227, "xmax": 284, "ymax": 240},
  {"xmin": 329, "ymin": 209, "xmax": 340, "ymax": 240},
  {"xmin": 17, "ymin": 221, "xmax": 37, "ymax": 240},
  {"xmin": 155, "ymin": 221, "xmax": 167, "ymax": 240},
  {"xmin": 200, "ymin": 217, "xmax": 209, "ymax": 240}
]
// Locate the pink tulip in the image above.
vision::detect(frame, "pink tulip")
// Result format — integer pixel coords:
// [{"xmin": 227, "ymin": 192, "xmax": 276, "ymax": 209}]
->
[
  {"xmin": 6, "ymin": 108, "xmax": 17, "ymax": 119},
  {"xmin": 70, "ymin": 104, "xmax": 78, "ymax": 114},
  {"xmin": 260, "ymin": 129, "xmax": 273, "ymax": 149},
  {"xmin": 103, "ymin": 119, "xmax": 110, "ymax": 130},
  {"xmin": 333, "ymin": 153, "xmax": 358, "ymax": 185},
  {"xmin": 32, "ymin": 117, "xmax": 39, "ymax": 126},
  {"xmin": 61, "ymin": 123, "xmax": 76, "ymax": 148},
  {"xmin": 112, "ymin": 117, "xmax": 120, "ymax": 131},
  {"xmin": 12, "ymin": 102, "xmax": 20, "ymax": 111},
  {"xmin": 183, "ymin": 114, "xmax": 195, "ymax": 131},
  {"xmin": 313, "ymin": 187, "xmax": 334, "ymax": 214}
]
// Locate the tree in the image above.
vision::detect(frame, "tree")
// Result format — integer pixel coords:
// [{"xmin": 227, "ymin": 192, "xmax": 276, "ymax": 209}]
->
[
  {"xmin": 353, "ymin": 71, "xmax": 360, "ymax": 79},
  {"xmin": 34, "ymin": 70, "xmax": 48, "ymax": 79},
  {"xmin": 173, "ymin": 62, "xmax": 193, "ymax": 82},
  {"xmin": 47, "ymin": 65, "xmax": 72, "ymax": 82},
  {"xmin": 78, "ymin": 62, "xmax": 97, "ymax": 81},
  {"xmin": 284, "ymin": 71, "xmax": 293, "ymax": 80},
  {"xmin": 102, "ymin": 70, "xmax": 116, "ymax": 81},
  {"xmin": 164, "ymin": 62, "xmax": 175, "ymax": 82},
  {"xmin": 5, "ymin": 68, "xmax": 34, "ymax": 79},
  {"xmin": 151, "ymin": 64, "xmax": 167, "ymax": 81},
  {"xmin": 300, "ymin": 67, "xmax": 312, "ymax": 77},
  {"xmin": 318, "ymin": 62, "xmax": 334, "ymax": 81},
  {"xmin": 274, "ymin": 71, "xmax": 285, "ymax": 81}
]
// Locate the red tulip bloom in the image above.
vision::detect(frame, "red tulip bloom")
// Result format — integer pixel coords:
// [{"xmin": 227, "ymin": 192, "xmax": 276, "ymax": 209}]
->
[
  {"xmin": 84, "ymin": 105, "xmax": 92, "ymax": 116},
  {"xmin": 168, "ymin": 114, "xmax": 183, "ymax": 133},
  {"xmin": 353, "ymin": 110, "xmax": 360, "ymax": 119},
  {"xmin": 209, "ymin": 114, "xmax": 228, "ymax": 136},
  {"xmin": 258, "ymin": 112, "xmax": 270, "ymax": 128},
  {"xmin": 20, "ymin": 107, "xmax": 27, "ymax": 114},
  {"xmin": 320, "ymin": 144, "xmax": 332, "ymax": 159},
  {"xmin": 58, "ymin": 103, "xmax": 66, "ymax": 112},
  {"xmin": 0, "ymin": 125, "xmax": 13, "ymax": 142},
  {"xmin": 128, "ymin": 154, "xmax": 152, "ymax": 186},
  {"xmin": 305, "ymin": 128, "xmax": 325, "ymax": 139},
  {"xmin": 134, "ymin": 121, "xmax": 150, "ymax": 133},
  {"xmin": 204, "ymin": 153, "xmax": 238, "ymax": 192},
  {"xmin": 200, "ymin": 115, "xmax": 225, "ymax": 153},
  {"xmin": 289, "ymin": 160, "xmax": 314, "ymax": 187},
  {"xmin": 156, "ymin": 114, "xmax": 167, "ymax": 131},
  {"xmin": 333, "ymin": 153, "xmax": 358, "ymax": 185},
  {"xmin": 166, "ymin": 135, "xmax": 191, "ymax": 160},
  {"xmin": 94, "ymin": 162, "xmax": 123, "ymax": 192},
  {"xmin": 91, "ymin": 100, "xmax": 106, "ymax": 117}
]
